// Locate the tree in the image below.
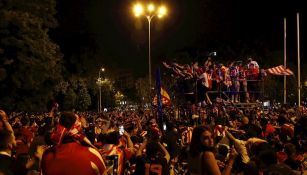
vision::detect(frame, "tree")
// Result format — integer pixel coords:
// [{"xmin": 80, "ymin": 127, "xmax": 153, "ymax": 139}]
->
[
  {"xmin": 63, "ymin": 88, "xmax": 77, "ymax": 111},
  {"xmin": 55, "ymin": 77, "xmax": 92, "ymax": 111},
  {"xmin": 77, "ymin": 80, "xmax": 91, "ymax": 111},
  {"xmin": 0, "ymin": 0, "xmax": 63, "ymax": 111}
]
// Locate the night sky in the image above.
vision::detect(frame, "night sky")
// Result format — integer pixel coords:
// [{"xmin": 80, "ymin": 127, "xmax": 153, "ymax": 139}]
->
[{"xmin": 53, "ymin": 0, "xmax": 307, "ymax": 77}]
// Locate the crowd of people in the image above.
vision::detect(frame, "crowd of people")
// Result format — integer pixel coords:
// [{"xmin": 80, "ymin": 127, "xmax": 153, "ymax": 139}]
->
[
  {"xmin": 163, "ymin": 57, "xmax": 266, "ymax": 106},
  {"xmin": 0, "ymin": 100, "xmax": 306, "ymax": 175}
]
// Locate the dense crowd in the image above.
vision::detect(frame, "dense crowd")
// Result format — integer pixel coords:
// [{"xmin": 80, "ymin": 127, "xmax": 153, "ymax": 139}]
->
[
  {"xmin": 163, "ymin": 57, "xmax": 266, "ymax": 106},
  {"xmin": 0, "ymin": 101, "xmax": 306, "ymax": 175}
]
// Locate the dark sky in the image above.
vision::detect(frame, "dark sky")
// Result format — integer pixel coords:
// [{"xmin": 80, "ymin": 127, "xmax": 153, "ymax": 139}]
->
[{"xmin": 54, "ymin": 0, "xmax": 306, "ymax": 77}]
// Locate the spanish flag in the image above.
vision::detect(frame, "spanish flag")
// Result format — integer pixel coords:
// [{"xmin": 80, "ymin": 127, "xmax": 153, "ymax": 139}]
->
[{"xmin": 153, "ymin": 87, "xmax": 171, "ymax": 106}]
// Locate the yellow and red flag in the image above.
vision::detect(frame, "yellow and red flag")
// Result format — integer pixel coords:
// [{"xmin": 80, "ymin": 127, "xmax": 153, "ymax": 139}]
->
[{"xmin": 153, "ymin": 87, "xmax": 171, "ymax": 107}]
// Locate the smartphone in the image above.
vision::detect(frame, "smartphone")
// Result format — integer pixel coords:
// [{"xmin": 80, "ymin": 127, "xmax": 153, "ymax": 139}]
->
[
  {"xmin": 263, "ymin": 101, "xmax": 270, "ymax": 107},
  {"xmin": 119, "ymin": 125, "xmax": 124, "ymax": 135},
  {"xmin": 163, "ymin": 123, "xmax": 167, "ymax": 131}
]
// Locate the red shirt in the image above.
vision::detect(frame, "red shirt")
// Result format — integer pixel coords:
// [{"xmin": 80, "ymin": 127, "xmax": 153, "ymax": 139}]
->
[
  {"xmin": 15, "ymin": 140, "xmax": 29, "ymax": 156},
  {"xmin": 42, "ymin": 142, "xmax": 106, "ymax": 175},
  {"xmin": 262, "ymin": 124, "xmax": 276, "ymax": 138},
  {"xmin": 281, "ymin": 123, "xmax": 294, "ymax": 138},
  {"xmin": 20, "ymin": 126, "xmax": 34, "ymax": 144}
]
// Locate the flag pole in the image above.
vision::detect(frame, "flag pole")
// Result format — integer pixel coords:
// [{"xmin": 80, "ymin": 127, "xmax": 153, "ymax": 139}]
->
[
  {"xmin": 297, "ymin": 13, "xmax": 301, "ymax": 108},
  {"xmin": 155, "ymin": 67, "xmax": 163, "ymax": 128},
  {"xmin": 283, "ymin": 18, "xmax": 287, "ymax": 104}
]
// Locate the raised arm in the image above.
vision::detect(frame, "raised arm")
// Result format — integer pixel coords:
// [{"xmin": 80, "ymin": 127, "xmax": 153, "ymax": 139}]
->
[
  {"xmin": 158, "ymin": 142, "xmax": 170, "ymax": 163},
  {"xmin": 224, "ymin": 126, "xmax": 237, "ymax": 142}
]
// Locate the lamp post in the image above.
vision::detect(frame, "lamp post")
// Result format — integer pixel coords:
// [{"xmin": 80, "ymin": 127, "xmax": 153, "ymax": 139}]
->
[
  {"xmin": 133, "ymin": 3, "xmax": 167, "ymax": 95},
  {"xmin": 96, "ymin": 67, "xmax": 105, "ymax": 113}
]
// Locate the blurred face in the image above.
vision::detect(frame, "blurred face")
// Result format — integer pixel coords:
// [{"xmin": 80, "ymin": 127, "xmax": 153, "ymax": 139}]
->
[
  {"xmin": 132, "ymin": 128, "xmax": 138, "ymax": 135},
  {"xmin": 96, "ymin": 120, "xmax": 103, "ymax": 127},
  {"xmin": 149, "ymin": 119, "xmax": 156, "ymax": 126},
  {"xmin": 200, "ymin": 130, "xmax": 214, "ymax": 148},
  {"xmin": 242, "ymin": 117, "xmax": 249, "ymax": 125}
]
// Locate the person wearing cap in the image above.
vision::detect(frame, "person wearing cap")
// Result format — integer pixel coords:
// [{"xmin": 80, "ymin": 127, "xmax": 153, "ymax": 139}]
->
[
  {"xmin": 247, "ymin": 58, "xmax": 259, "ymax": 69},
  {"xmin": 246, "ymin": 58, "xmax": 260, "ymax": 102},
  {"xmin": 246, "ymin": 58, "xmax": 260, "ymax": 80}
]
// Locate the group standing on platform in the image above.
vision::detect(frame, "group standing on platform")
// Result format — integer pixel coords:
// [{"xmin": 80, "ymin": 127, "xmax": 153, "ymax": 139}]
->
[{"xmin": 163, "ymin": 57, "xmax": 266, "ymax": 106}]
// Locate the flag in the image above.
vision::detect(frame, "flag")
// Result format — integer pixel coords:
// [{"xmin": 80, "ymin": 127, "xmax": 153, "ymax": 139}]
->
[
  {"xmin": 152, "ymin": 87, "xmax": 171, "ymax": 106},
  {"xmin": 266, "ymin": 65, "xmax": 294, "ymax": 76}
]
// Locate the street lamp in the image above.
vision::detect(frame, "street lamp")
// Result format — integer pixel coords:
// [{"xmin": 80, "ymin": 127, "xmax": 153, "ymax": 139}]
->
[
  {"xmin": 133, "ymin": 3, "xmax": 167, "ymax": 94},
  {"xmin": 96, "ymin": 67, "xmax": 105, "ymax": 113}
]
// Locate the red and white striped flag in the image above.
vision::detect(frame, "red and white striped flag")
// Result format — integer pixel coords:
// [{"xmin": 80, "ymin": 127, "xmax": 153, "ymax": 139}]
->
[{"xmin": 266, "ymin": 65, "xmax": 294, "ymax": 76}]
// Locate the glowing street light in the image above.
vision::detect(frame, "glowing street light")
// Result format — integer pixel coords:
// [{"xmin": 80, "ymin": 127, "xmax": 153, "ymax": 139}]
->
[
  {"xmin": 133, "ymin": 3, "xmax": 143, "ymax": 17},
  {"xmin": 132, "ymin": 2, "xmax": 167, "ymax": 96},
  {"xmin": 157, "ymin": 6, "xmax": 166, "ymax": 18},
  {"xmin": 147, "ymin": 4, "xmax": 155, "ymax": 12}
]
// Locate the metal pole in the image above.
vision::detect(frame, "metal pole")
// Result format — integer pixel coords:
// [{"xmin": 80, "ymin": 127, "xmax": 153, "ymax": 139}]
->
[
  {"xmin": 147, "ymin": 16, "xmax": 152, "ymax": 96},
  {"xmin": 98, "ymin": 71, "xmax": 101, "ymax": 113},
  {"xmin": 284, "ymin": 18, "xmax": 287, "ymax": 104},
  {"xmin": 297, "ymin": 13, "xmax": 301, "ymax": 107},
  {"xmin": 99, "ymin": 85, "xmax": 102, "ymax": 113}
]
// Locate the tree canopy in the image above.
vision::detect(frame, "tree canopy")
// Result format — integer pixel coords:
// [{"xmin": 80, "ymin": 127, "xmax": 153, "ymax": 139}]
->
[{"xmin": 0, "ymin": 0, "xmax": 63, "ymax": 111}]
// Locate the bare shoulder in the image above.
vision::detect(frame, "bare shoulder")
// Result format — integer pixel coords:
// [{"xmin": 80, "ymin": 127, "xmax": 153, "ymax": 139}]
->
[
  {"xmin": 202, "ymin": 151, "xmax": 215, "ymax": 159},
  {"xmin": 202, "ymin": 151, "xmax": 222, "ymax": 175}
]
